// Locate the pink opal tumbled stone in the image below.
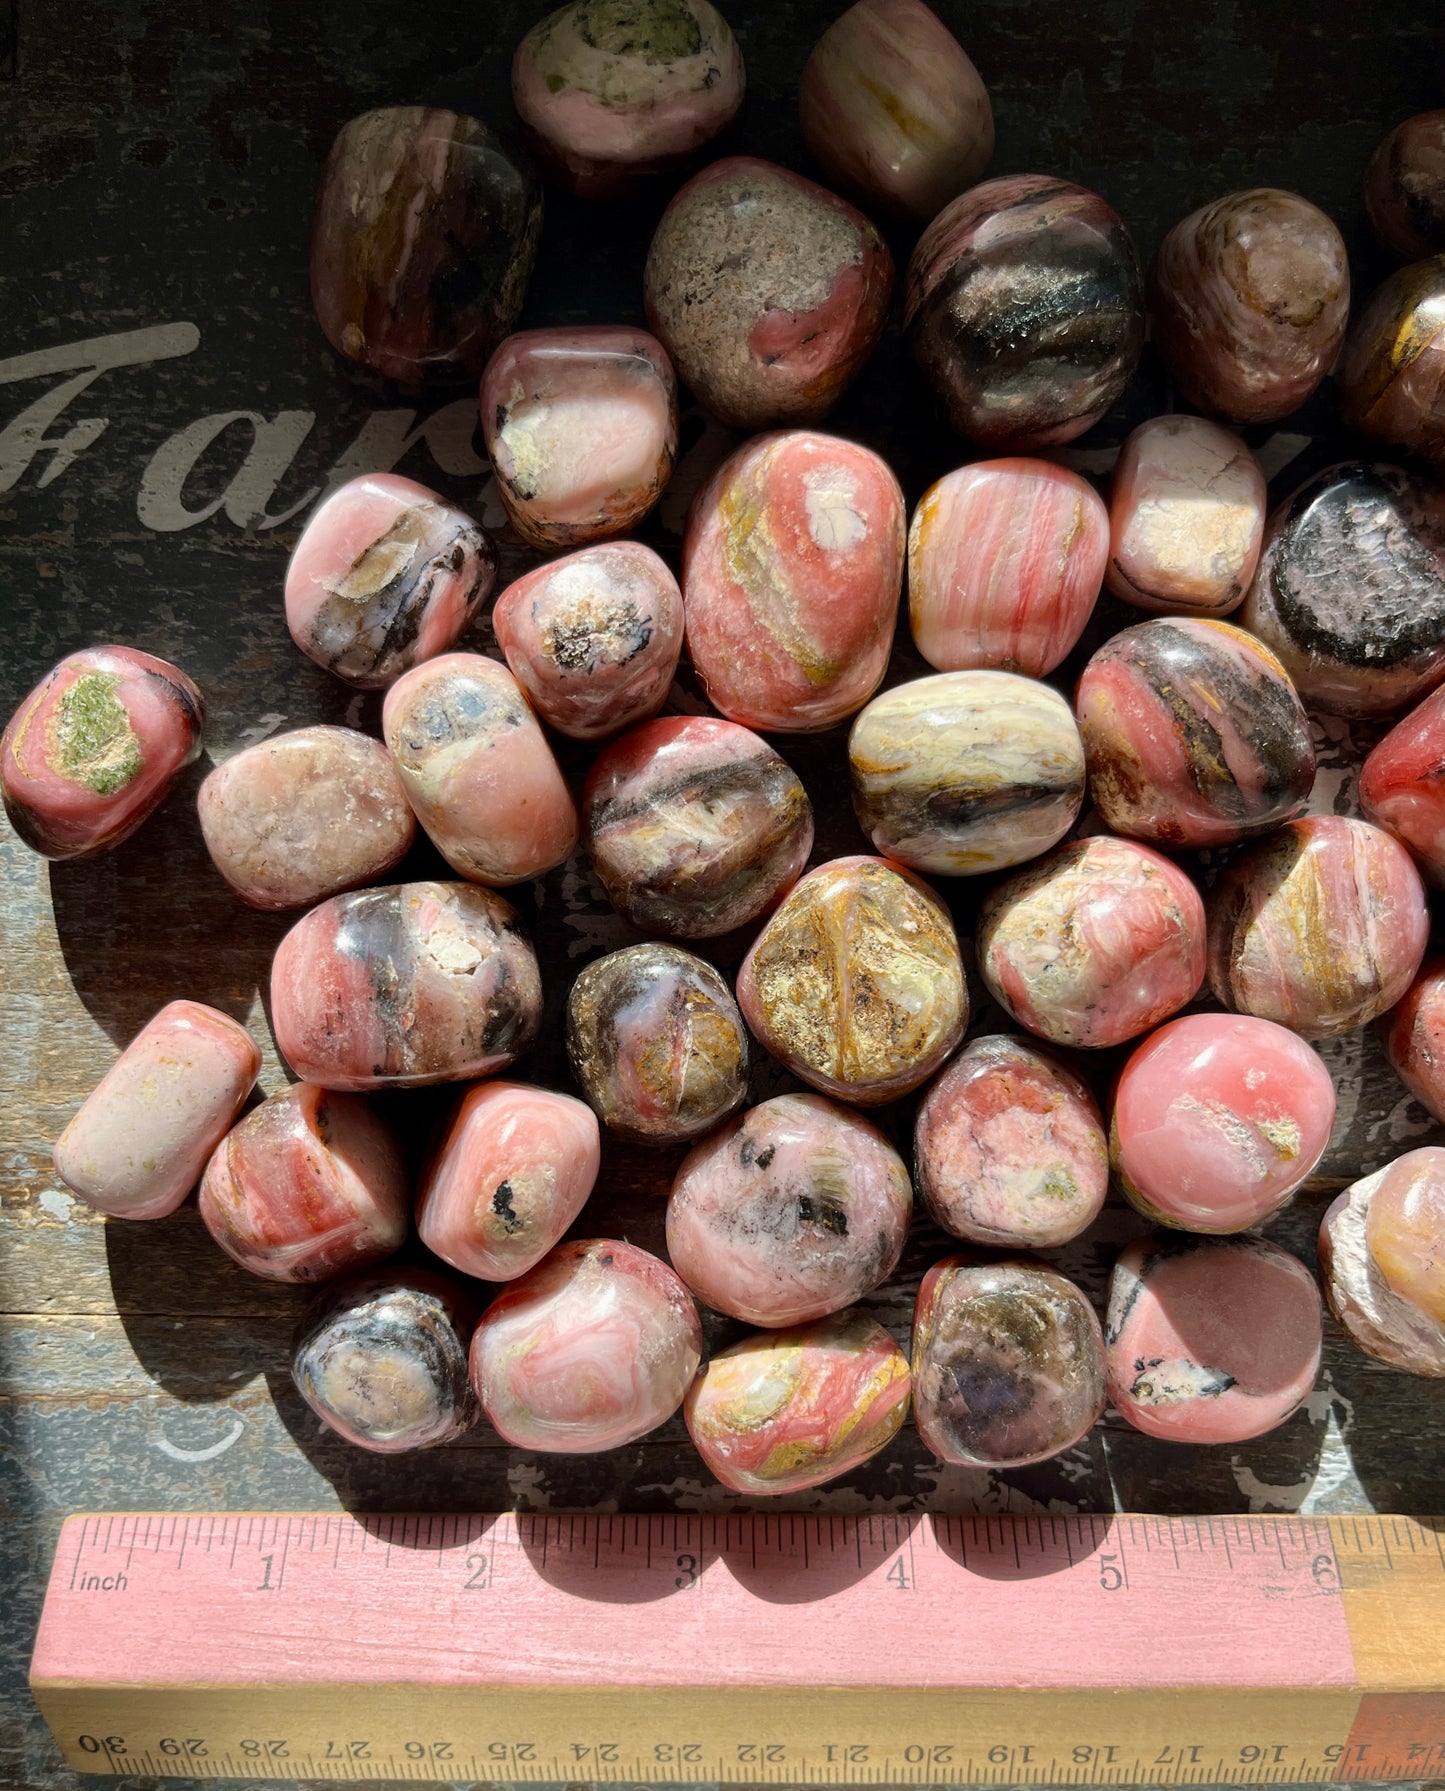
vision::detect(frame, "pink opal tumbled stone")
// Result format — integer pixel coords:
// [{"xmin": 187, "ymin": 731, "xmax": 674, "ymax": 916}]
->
[
  {"xmin": 198, "ymin": 726, "xmax": 415, "ymax": 911},
  {"xmin": 1320, "ymin": 1152, "xmax": 1445, "ymax": 1376},
  {"xmin": 1206, "ymin": 815, "xmax": 1429, "ymax": 1039},
  {"xmin": 1110, "ymin": 1015, "xmax": 1335, "ymax": 1233},
  {"xmin": 470, "ymin": 1238, "xmax": 703, "ymax": 1451},
  {"xmin": 914, "ymin": 1036, "xmax": 1107, "ymax": 1249},
  {"xmin": 1365, "ymin": 113, "xmax": 1445, "ymax": 261},
  {"xmin": 907, "ymin": 459, "xmax": 1108, "ymax": 676},
  {"xmin": 382, "ymin": 652, "xmax": 578, "ymax": 886},
  {"xmin": 53, "ymin": 1001, "xmax": 261, "ymax": 1221},
  {"xmin": 1359, "ymin": 683, "xmax": 1445, "ymax": 885},
  {"xmin": 480, "ymin": 327, "xmax": 678, "ymax": 549},
  {"xmin": 683, "ymin": 430, "xmax": 905, "ymax": 732},
  {"xmin": 492, "ymin": 543, "xmax": 683, "ymax": 742},
  {"xmin": 1339, "ymin": 259, "xmax": 1445, "ymax": 466},
  {"xmin": 271, "ymin": 882, "xmax": 542, "ymax": 1092},
  {"xmin": 912, "ymin": 1257, "xmax": 1107, "ymax": 1468},
  {"xmin": 3, "ymin": 646, "xmax": 203, "ymax": 860},
  {"xmin": 584, "ymin": 716, "xmax": 813, "ymax": 939},
  {"xmin": 198, "ymin": 1084, "xmax": 409, "ymax": 1283},
  {"xmin": 738, "ymin": 855, "xmax": 967, "ymax": 1105},
  {"xmin": 977, "ymin": 836, "xmax": 1206, "ymax": 1051},
  {"xmin": 285, "ymin": 474, "xmax": 498, "ymax": 690},
  {"xmin": 416, "ymin": 1081, "xmax": 601, "ymax": 1282},
  {"xmin": 1106, "ymin": 1236, "xmax": 1322, "ymax": 1443},
  {"xmin": 645, "ymin": 157, "xmax": 893, "ymax": 430},
  {"xmin": 666, "ymin": 1094, "xmax": 912, "ymax": 1326},
  {"xmin": 1385, "ymin": 959, "xmax": 1445, "ymax": 1123},
  {"xmin": 800, "ymin": 0, "xmax": 992, "ymax": 223},
  {"xmin": 511, "ymin": 0, "xmax": 744, "ymax": 200},
  {"xmin": 1105, "ymin": 415, "xmax": 1266, "ymax": 616},
  {"xmin": 684, "ymin": 1309, "xmax": 911, "ymax": 1493}
]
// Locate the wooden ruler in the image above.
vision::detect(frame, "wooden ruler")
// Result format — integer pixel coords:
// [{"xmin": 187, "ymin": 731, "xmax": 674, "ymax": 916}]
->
[{"xmin": 30, "ymin": 1511, "xmax": 1445, "ymax": 1784}]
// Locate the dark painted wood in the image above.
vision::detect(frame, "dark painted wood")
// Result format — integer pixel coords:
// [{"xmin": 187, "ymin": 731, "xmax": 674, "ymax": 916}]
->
[{"xmin": 4, "ymin": 1, "xmax": 1445, "ymax": 1787}]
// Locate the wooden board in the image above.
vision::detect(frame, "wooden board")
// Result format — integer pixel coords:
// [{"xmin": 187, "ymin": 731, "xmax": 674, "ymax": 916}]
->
[{"xmin": 4, "ymin": 1, "xmax": 1445, "ymax": 1787}]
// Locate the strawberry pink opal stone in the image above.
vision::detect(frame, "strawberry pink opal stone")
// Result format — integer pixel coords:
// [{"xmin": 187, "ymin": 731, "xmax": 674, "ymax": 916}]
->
[
  {"xmin": 1384, "ymin": 959, "xmax": 1445, "ymax": 1123},
  {"xmin": 470, "ymin": 1239, "xmax": 703, "ymax": 1451},
  {"xmin": 665, "ymin": 1094, "xmax": 912, "ymax": 1326},
  {"xmin": 416, "ymin": 1081, "xmax": 601, "ymax": 1282},
  {"xmin": 198, "ymin": 1084, "xmax": 409, "ymax": 1283},
  {"xmin": 684, "ymin": 1309, "xmax": 911, "ymax": 1493},
  {"xmin": 53, "ymin": 1002, "xmax": 261, "ymax": 1221},
  {"xmin": 2, "ymin": 646, "xmax": 204, "ymax": 860},
  {"xmin": 683, "ymin": 431, "xmax": 905, "ymax": 732},
  {"xmin": 1320, "ymin": 1149, "xmax": 1445, "ymax": 1375},
  {"xmin": 1106, "ymin": 1236, "xmax": 1322, "ymax": 1443},
  {"xmin": 480, "ymin": 327, "xmax": 678, "ymax": 549},
  {"xmin": 907, "ymin": 459, "xmax": 1108, "ymax": 675},
  {"xmin": 977, "ymin": 836, "xmax": 1206, "ymax": 1050},
  {"xmin": 1359, "ymin": 683, "xmax": 1445, "ymax": 885},
  {"xmin": 1110, "ymin": 1015, "xmax": 1335, "ymax": 1233}
]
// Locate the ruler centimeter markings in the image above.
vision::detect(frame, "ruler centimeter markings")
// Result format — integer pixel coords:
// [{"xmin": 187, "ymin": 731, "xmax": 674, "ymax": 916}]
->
[{"xmin": 29, "ymin": 1512, "xmax": 1445, "ymax": 1784}]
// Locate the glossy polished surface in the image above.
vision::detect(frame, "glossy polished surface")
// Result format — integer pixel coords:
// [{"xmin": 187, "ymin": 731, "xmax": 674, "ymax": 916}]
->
[
  {"xmin": 905, "ymin": 174, "xmax": 1143, "ymax": 450},
  {"xmin": 3, "ymin": 645, "xmax": 203, "ymax": 860},
  {"xmin": 1106, "ymin": 1236, "xmax": 1322, "ymax": 1443},
  {"xmin": 737, "ymin": 855, "xmax": 967, "ymax": 1104},
  {"xmin": 270, "ymin": 882, "xmax": 543, "ymax": 1091},
  {"xmin": 1206, "ymin": 815, "xmax": 1428, "ymax": 1039},
  {"xmin": 470, "ymin": 1239, "xmax": 703, "ymax": 1451},
  {"xmin": 285, "ymin": 474, "xmax": 497, "ymax": 690},
  {"xmin": 1320, "ymin": 1150, "xmax": 1445, "ymax": 1377},
  {"xmin": 645, "ymin": 156, "xmax": 892, "ymax": 429},
  {"xmin": 1384, "ymin": 958, "xmax": 1445, "ymax": 1124},
  {"xmin": 977, "ymin": 836, "xmax": 1205, "ymax": 1050},
  {"xmin": 799, "ymin": 0, "xmax": 992, "ymax": 221},
  {"xmin": 1148, "ymin": 188, "xmax": 1349, "ymax": 422},
  {"xmin": 1339, "ymin": 257, "xmax": 1445, "ymax": 466},
  {"xmin": 1359, "ymin": 684, "xmax": 1445, "ymax": 884},
  {"xmin": 907, "ymin": 458, "xmax": 1108, "ymax": 675},
  {"xmin": 310, "ymin": 107, "xmax": 542, "ymax": 384},
  {"xmin": 1364, "ymin": 112, "xmax": 1445, "ymax": 260},
  {"xmin": 585, "ymin": 716, "xmax": 812, "ymax": 938},
  {"xmin": 848, "ymin": 671, "xmax": 1085, "ymax": 876},
  {"xmin": 683, "ymin": 430, "xmax": 905, "ymax": 732},
  {"xmin": 1240, "ymin": 461, "xmax": 1445, "ymax": 718},
  {"xmin": 912, "ymin": 1257, "xmax": 1107, "ymax": 1468},
  {"xmin": 915, "ymin": 1035, "xmax": 1107, "ymax": 1249},
  {"xmin": 684, "ymin": 1309, "xmax": 911, "ymax": 1493},
  {"xmin": 1076, "ymin": 618, "xmax": 1314, "ymax": 848},
  {"xmin": 1110, "ymin": 1014, "xmax": 1336, "ymax": 1233},
  {"xmin": 666, "ymin": 1094, "xmax": 912, "ymax": 1326}
]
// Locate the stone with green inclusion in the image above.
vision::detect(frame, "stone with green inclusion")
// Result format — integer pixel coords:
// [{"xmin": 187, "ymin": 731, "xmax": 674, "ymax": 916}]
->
[{"xmin": 52, "ymin": 672, "xmax": 143, "ymax": 795}]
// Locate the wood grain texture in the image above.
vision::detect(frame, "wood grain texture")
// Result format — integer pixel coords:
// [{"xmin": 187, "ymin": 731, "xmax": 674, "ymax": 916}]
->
[{"xmin": 4, "ymin": 0, "xmax": 1445, "ymax": 1787}]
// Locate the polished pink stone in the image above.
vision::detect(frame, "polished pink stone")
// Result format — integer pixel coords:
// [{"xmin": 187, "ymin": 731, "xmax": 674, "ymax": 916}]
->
[
  {"xmin": 907, "ymin": 459, "xmax": 1108, "ymax": 676},
  {"xmin": 1105, "ymin": 416, "xmax": 1266, "ymax": 615},
  {"xmin": 270, "ymin": 882, "xmax": 542, "ymax": 1092},
  {"xmin": 1106, "ymin": 1235, "xmax": 1322, "ymax": 1444},
  {"xmin": 798, "ymin": 0, "xmax": 993, "ymax": 222},
  {"xmin": 53, "ymin": 1001, "xmax": 261, "ymax": 1221},
  {"xmin": 285, "ymin": 474, "xmax": 497, "ymax": 690},
  {"xmin": 197, "ymin": 726, "xmax": 415, "ymax": 911},
  {"xmin": 912, "ymin": 1257, "xmax": 1106, "ymax": 1468},
  {"xmin": 644, "ymin": 157, "xmax": 893, "ymax": 430},
  {"xmin": 416, "ymin": 1080, "xmax": 601, "ymax": 1282},
  {"xmin": 1110, "ymin": 1014, "xmax": 1335, "ymax": 1233},
  {"xmin": 684, "ymin": 1309, "xmax": 911, "ymax": 1494},
  {"xmin": 1206, "ymin": 815, "xmax": 1429, "ymax": 1039},
  {"xmin": 666, "ymin": 1094, "xmax": 912, "ymax": 1326},
  {"xmin": 914, "ymin": 1036, "xmax": 1107, "ymax": 1249},
  {"xmin": 198, "ymin": 1084, "xmax": 409, "ymax": 1283},
  {"xmin": 1321, "ymin": 1149, "xmax": 1445, "ymax": 1375},
  {"xmin": 382, "ymin": 652, "xmax": 579, "ymax": 886},
  {"xmin": 1382, "ymin": 957, "xmax": 1445, "ymax": 1123},
  {"xmin": 480, "ymin": 328, "xmax": 678, "ymax": 549},
  {"xmin": 1339, "ymin": 260, "xmax": 1445, "ymax": 466},
  {"xmin": 683, "ymin": 430, "xmax": 905, "ymax": 732},
  {"xmin": 1360, "ymin": 684, "xmax": 1445, "ymax": 884},
  {"xmin": 491, "ymin": 543, "xmax": 684, "ymax": 742},
  {"xmin": 511, "ymin": 0, "xmax": 744, "ymax": 200},
  {"xmin": 469, "ymin": 1238, "xmax": 703, "ymax": 1451},
  {"xmin": 1364, "ymin": 112, "xmax": 1445, "ymax": 260},
  {"xmin": 583, "ymin": 716, "xmax": 813, "ymax": 939},
  {"xmin": 977, "ymin": 836, "xmax": 1206, "ymax": 1050},
  {"xmin": 2, "ymin": 646, "xmax": 203, "ymax": 860}
]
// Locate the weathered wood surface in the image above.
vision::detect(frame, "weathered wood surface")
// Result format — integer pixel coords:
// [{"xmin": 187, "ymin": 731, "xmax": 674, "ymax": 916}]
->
[{"xmin": 5, "ymin": 1, "xmax": 1445, "ymax": 1788}]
